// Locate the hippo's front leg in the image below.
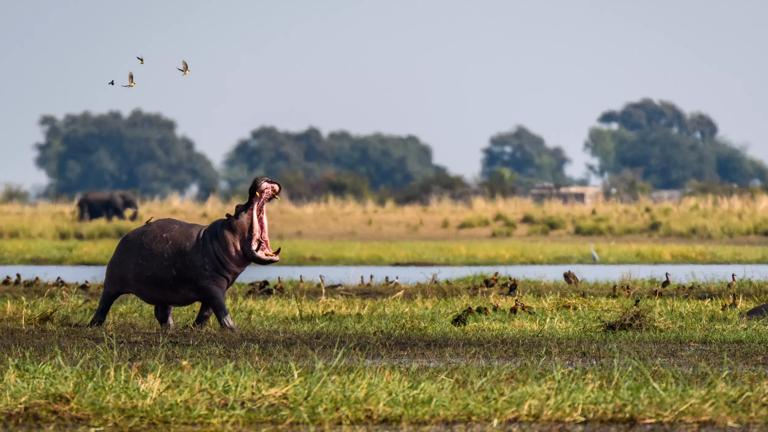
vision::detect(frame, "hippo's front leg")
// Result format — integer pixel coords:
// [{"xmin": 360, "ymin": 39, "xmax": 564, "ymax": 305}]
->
[{"xmin": 202, "ymin": 287, "xmax": 236, "ymax": 330}]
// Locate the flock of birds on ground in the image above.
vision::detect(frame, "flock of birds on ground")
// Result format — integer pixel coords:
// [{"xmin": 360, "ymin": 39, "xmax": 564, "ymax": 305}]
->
[
  {"xmin": 3, "ymin": 270, "xmax": 768, "ymax": 324},
  {"xmin": 107, "ymin": 56, "xmax": 190, "ymax": 88}
]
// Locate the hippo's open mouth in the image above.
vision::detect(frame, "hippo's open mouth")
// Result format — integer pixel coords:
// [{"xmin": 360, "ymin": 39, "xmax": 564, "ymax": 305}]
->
[{"xmin": 250, "ymin": 180, "xmax": 281, "ymax": 264}]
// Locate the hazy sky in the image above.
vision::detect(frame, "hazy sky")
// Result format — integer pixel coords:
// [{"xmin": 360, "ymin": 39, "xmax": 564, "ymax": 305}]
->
[{"xmin": 2, "ymin": 1, "xmax": 767, "ymax": 188}]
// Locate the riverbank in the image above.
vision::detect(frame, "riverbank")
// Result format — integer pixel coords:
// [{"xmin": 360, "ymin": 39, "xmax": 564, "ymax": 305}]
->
[{"xmin": 2, "ymin": 237, "xmax": 768, "ymax": 265}]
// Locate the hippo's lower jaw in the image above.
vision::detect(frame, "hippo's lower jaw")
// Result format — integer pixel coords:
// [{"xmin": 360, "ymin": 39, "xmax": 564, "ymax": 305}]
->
[
  {"xmin": 248, "ymin": 180, "xmax": 282, "ymax": 265},
  {"xmin": 250, "ymin": 240, "xmax": 281, "ymax": 264}
]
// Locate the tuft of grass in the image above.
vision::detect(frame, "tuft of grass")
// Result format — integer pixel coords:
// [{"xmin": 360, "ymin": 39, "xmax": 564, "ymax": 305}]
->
[{"xmin": 601, "ymin": 303, "xmax": 653, "ymax": 332}]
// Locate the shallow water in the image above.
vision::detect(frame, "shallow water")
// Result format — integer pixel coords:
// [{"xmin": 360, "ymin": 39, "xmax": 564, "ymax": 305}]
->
[{"xmin": 2, "ymin": 264, "xmax": 768, "ymax": 284}]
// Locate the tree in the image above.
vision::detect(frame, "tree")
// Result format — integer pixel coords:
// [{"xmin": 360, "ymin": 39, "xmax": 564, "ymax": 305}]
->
[
  {"xmin": 481, "ymin": 126, "xmax": 570, "ymax": 191},
  {"xmin": 603, "ymin": 169, "xmax": 652, "ymax": 202},
  {"xmin": 394, "ymin": 169, "xmax": 471, "ymax": 204},
  {"xmin": 35, "ymin": 110, "xmax": 218, "ymax": 199},
  {"xmin": 0, "ymin": 184, "xmax": 30, "ymax": 203},
  {"xmin": 586, "ymin": 99, "xmax": 768, "ymax": 189},
  {"xmin": 481, "ymin": 167, "xmax": 517, "ymax": 198},
  {"xmin": 222, "ymin": 126, "xmax": 444, "ymax": 200}
]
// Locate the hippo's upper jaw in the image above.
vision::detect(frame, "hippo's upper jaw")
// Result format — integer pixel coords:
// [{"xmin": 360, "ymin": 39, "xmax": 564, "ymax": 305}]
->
[{"xmin": 247, "ymin": 178, "xmax": 282, "ymax": 265}]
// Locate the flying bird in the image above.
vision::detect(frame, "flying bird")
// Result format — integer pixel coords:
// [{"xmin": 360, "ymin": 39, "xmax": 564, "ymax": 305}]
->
[
  {"xmin": 137, "ymin": 56, "xmax": 144, "ymax": 64},
  {"xmin": 107, "ymin": 80, "xmax": 115, "ymax": 86},
  {"xmin": 177, "ymin": 60, "xmax": 190, "ymax": 76},
  {"xmin": 122, "ymin": 72, "xmax": 136, "ymax": 88}
]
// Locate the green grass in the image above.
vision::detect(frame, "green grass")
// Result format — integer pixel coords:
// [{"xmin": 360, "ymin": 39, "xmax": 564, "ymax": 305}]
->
[
  {"xmin": 2, "ymin": 278, "xmax": 768, "ymax": 428},
  {"xmin": 3, "ymin": 237, "xmax": 768, "ymax": 265}
]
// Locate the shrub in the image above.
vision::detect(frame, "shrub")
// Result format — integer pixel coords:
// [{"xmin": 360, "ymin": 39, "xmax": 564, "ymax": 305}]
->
[
  {"xmin": 492, "ymin": 212, "xmax": 517, "ymax": 229},
  {"xmin": 527, "ymin": 224, "xmax": 551, "ymax": 236},
  {"xmin": 491, "ymin": 227, "xmax": 514, "ymax": 238},
  {"xmin": 648, "ymin": 220, "xmax": 663, "ymax": 232},
  {"xmin": 541, "ymin": 215, "xmax": 566, "ymax": 231},
  {"xmin": 457, "ymin": 216, "xmax": 491, "ymax": 230},
  {"xmin": 520, "ymin": 213, "xmax": 537, "ymax": 224},
  {"xmin": 574, "ymin": 221, "xmax": 609, "ymax": 236}
]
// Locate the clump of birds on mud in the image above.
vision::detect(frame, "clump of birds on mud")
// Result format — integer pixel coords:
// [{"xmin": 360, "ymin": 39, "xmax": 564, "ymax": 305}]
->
[{"xmin": 3, "ymin": 270, "xmax": 768, "ymax": 329}]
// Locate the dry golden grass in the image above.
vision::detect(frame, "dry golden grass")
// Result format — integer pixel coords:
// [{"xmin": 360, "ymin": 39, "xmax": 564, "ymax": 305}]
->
[{"xmin": 4, "ymin": 194, "xmax": 768, "ymax": 241}]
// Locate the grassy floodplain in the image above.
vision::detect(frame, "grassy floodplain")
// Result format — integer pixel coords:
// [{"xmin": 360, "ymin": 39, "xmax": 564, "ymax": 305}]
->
[
  {"xmin": 3, "ymin": 194, "xmax": 768, "ymax": 264},
  {"xmin": 1, "ymin": 277, "xmax": 768, "ymax": 428}
]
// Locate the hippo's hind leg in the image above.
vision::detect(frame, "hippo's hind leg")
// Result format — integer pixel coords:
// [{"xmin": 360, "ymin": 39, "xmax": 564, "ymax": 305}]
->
[
  {"xmin": 193, "ymin": 303, "xmax": 213, "ymax": 328},
  {"xmin": 153, "ymin": 305, "xmax": 174, "ymax": 329},
  {"xmin": 89, "ymin": 289, "xmax": 122, "ymax": 327}
]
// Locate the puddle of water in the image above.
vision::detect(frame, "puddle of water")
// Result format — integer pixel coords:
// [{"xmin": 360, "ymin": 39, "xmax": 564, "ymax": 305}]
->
[{"xmin": 2, "ymin": 264, "xmax": 768, "ymax": 284}]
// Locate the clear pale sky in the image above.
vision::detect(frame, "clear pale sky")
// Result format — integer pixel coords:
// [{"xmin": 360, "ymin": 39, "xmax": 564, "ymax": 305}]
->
[{"xmin": 2, "ymin": 1, "xmax": 767, "ymax": 189}]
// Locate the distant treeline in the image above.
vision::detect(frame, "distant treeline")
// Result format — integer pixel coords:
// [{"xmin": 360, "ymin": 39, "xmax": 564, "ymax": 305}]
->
[{"xmin": 23, "ymin": 98, "xmax": 768, "ymax": 203}]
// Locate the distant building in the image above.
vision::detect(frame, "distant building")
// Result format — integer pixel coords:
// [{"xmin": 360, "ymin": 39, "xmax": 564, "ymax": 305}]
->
[{"xmin": 530, "ymin": 183, "xmax": 602, "ymax": 205}]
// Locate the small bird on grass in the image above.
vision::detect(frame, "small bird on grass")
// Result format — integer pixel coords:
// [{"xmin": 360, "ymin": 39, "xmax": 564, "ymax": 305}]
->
[
  {"xmin": 721, "ymin": 293, "xmax": 739, "ymax": 311},
  {"xmin": 177, "ymin": 60, "xmax": 190, "ymax": 76},
  {"xmin": 246, "ymin": 280, "xmax": 271, "ymax": 296},
  {"xmin": 122, "ymin": 72, "xmax": 136, "ymax": 88},
  {"xmin": 1, "ymin": 275, "xmax": 11, "ymax": 286},
  {"xmin": 483, "ymin": 272, "xmax": 500, "ymax": 288},
  {"xmin": 502, "ymin": 277, "xmax": 518, "ymax": 296},
  {"xmin": 661, "ymin": 272, "xmax": 671, "ymax": 289},
  {"xmin": 563, "ymin": 270, "xmax": 579, "ymax": 286},
  {"xmin": 727, "ymin": 273, "xmax": 737, "ymax": 290}
]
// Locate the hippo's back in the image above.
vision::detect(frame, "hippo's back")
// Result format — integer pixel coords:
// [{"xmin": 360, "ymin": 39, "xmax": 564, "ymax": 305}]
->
[{"xmin": 105, "ymin": 219, "xmax": 207, "ymax": 303}]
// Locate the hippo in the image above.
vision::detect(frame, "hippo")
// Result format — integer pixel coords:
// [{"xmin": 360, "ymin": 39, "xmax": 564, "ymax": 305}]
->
[{"xmin": 88, "ymin": 177, "xmax": 282, "ymax": 330}]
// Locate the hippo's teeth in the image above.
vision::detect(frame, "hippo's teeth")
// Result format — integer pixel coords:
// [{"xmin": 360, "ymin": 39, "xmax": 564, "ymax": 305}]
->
[{"xmin": 273, "ymin": 247, "xmax": 281, "ymax": 256}]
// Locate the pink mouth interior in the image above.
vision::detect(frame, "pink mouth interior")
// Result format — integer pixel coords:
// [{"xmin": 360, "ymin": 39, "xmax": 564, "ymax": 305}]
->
[{"xmin": 251, "ymin": 182, "xmax": 280, "ymax": 261}]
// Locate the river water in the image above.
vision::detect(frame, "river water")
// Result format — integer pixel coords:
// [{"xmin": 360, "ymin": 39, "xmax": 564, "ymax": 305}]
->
[{"xmin": 2, "ymin": 264, "xmax": 768, "ymax": 284}]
